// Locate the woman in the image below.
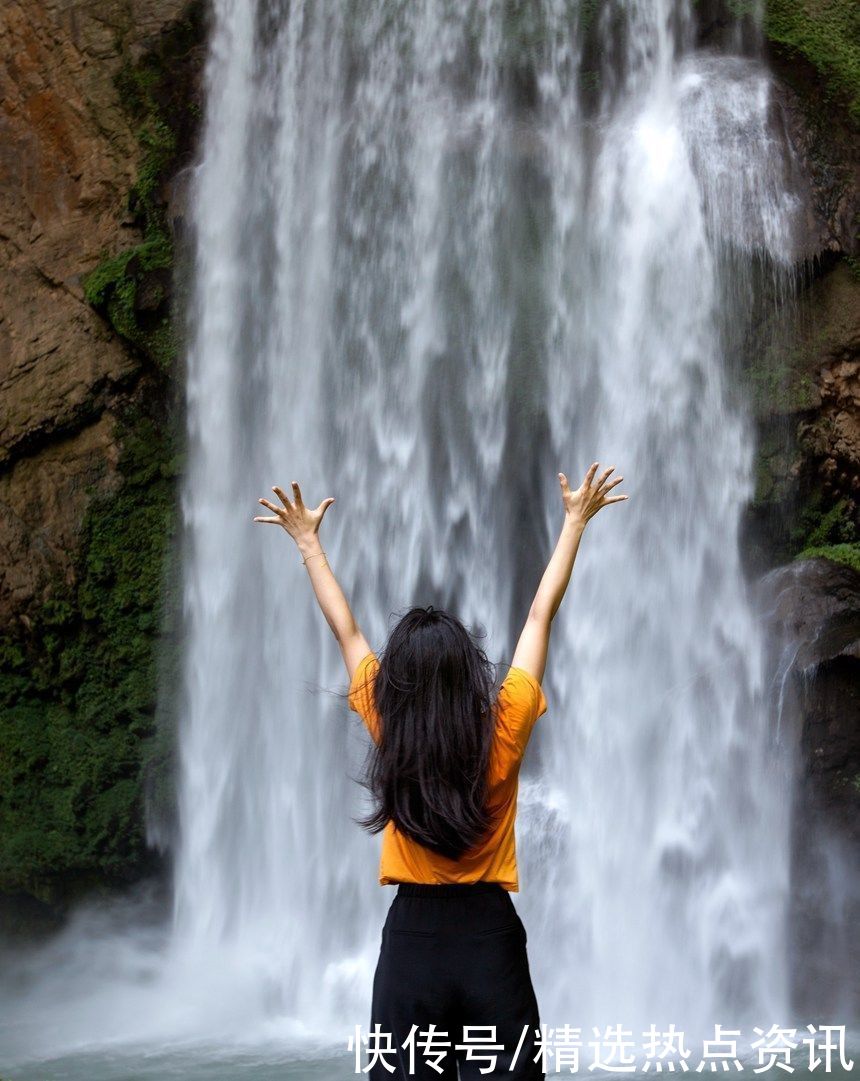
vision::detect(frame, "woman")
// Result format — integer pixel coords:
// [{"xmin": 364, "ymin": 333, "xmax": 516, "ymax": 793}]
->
[{"xmin": 254, "ymin": 463, "xmax": 627, "ymax": 1079}]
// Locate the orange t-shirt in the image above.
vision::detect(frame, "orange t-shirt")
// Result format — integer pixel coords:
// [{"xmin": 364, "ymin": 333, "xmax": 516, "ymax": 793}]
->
[{"xmin": 348, "ymin": 651, "xmax": 548, "ymax": 892}]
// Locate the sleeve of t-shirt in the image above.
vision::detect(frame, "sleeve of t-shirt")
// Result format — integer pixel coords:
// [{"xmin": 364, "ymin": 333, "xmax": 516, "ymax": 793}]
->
[
  {"xmin": 495, "ymin": 666, "xmax": 548, "ymax": 760},
  {"xmin": 348, "ymin": 651, "xmax": 381, "ymax": 745}
]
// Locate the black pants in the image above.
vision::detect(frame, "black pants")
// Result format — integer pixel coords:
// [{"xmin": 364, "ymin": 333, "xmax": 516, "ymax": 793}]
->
[{"xmin": 369, "ymin": 882, "xmax": 544, "ymax": 1080}]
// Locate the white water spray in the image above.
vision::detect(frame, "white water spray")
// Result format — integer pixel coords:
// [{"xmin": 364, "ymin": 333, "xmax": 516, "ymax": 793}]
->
[{"xmin": 171, "ymin": 0, "xmax": 806, "ymax": 1042}]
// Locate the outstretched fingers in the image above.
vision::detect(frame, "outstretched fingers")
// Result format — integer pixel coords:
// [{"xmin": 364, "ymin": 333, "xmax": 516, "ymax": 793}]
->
[
  {"xmin": 557, "ymin": 462, "xmax": 629, "ymax": 516},
  {"xmin": 600, "ymin": 475, "xmax": 628, "ymax": 505},
  {"xmin": 272, "ymin": 485, "xmax": 294, "ymax": 512},
  {"xmin": 597, "ymin": 473, "xmax": 627, "ymax": 507},
  {"xmin": 254, "ymin": 496, "xmax": 284, "ymax": 524},
  {"xmin": 258, "ymin": 497, "xmax": 284, "ymax": 514},
  {"xmin": 600, "ymin": 474, "xmax": 624, "ymax": 495}
]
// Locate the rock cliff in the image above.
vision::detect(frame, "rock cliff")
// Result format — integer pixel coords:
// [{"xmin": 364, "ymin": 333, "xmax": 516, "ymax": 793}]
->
[{"xmin": 0, "ymin": 0, "xmax": 205, "ymax": 931}]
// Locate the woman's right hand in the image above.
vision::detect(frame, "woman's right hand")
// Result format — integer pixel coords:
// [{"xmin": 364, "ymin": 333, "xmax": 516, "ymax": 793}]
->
[
  {"xmin": 253, "ymin": 481, "xmax": 335, "ymax": 548},
  {"xmin": 559, "ymin": 463, "xmax": 627, "ymax": 527}
]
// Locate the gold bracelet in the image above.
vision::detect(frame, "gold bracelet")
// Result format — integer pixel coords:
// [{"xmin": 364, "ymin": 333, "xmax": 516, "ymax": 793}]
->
[{"xmin": 301, "ymin": 550, "xmax": 328, "ymax": 566}]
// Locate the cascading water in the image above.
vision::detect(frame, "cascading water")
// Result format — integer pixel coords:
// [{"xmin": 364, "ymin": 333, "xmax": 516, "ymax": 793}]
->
[
  {"xmin": 3, "ymin": 0, "xmax": 847, "ymax": 1074},
  {"xmin": 170, "ymin": 0, "xmax": 805, "ymax": 1043}
]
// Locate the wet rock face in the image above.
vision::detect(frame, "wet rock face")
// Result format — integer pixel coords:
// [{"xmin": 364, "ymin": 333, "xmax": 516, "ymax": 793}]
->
[
  {"xmin": 0, "ymin": 0, "xmax": 190, "ymax": 627},
  {"xmin": 697, "ymin": 2, "xmax": 859, "ymax": 259},
  {"xmin": 738, "ymin": 32, "xmax": 860, "ymax": 576},
  {"xmin": 779, "ymin": 263, "xmax": 859, "ymax": 496},
  {"xmin": 772, "ymin": 80, "xmax": 859, "ymax": 260},
  {"xmin": 760, "ymin": 558, "xmax": 860, "ymax": 832},
  {"xmin": 756, "ymin": 558, "xmax": 860, "ymax": 1017},
  {"xmin": 742, "ymin": 261, "xmax": 860, "ymax": 577}
]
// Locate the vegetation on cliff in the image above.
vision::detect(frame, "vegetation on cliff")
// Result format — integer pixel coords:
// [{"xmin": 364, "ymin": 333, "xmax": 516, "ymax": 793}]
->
[
  {"xmin": 0, "ymin": 407, "xmax": 181, "ymax": 906},
  {"xmin": 0, "ymin": 4, "xmax": 205, "ymax": 918},
  {"xmin": 743, "ymin": 258, "xmax": 860, "ymax": 575},
  {"xmin": 764, "ymin": 0, "xmax": 860, "ymax": 121},
  {"xmin": 738, "ymin": 2, "xmax": 860, "ymax": 575},
  {"xmin": 82, "ymin": 3, "xmax": 205, "ymax": 371}
]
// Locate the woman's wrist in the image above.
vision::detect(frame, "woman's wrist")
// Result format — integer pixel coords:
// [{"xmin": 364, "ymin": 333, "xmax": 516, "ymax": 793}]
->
[
  {"xmin": 296, "ymin": 534, "xmax": 324, "ymax": 558},
  {"xmin": 562, "ymin": 513, "xmax": 587, "ymax": 536}
]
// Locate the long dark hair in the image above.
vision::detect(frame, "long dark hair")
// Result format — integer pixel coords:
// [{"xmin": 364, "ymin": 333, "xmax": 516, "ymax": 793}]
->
[{"xmin": 355, "ymin": 605, "xmax": 499, "ymax": 861}]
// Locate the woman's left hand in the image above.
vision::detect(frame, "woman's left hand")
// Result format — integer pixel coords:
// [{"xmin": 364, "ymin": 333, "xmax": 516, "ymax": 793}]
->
[{"xmin": 253, "ymin": 482, "xmax": 335, "ymax": 546}]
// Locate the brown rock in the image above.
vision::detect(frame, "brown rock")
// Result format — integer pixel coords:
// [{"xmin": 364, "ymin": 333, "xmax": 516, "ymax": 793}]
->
[
  {"xmin": 0, "ymin": 411, "xmax": 122, "ymax": 625},
  {"xmin": 795, "ymin": 267, "xmax": 860, "ymax": 510},
  {"xmin": 0, "ymin": 0, "xmax": 191, "ymax": 619}
]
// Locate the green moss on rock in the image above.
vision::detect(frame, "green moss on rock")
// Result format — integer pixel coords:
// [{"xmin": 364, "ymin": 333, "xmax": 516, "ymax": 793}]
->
[
  {"xmin": 83, "ymin": 236, "xmax": 177, "ymax": 372},
  {"xmin": 0, "ymin": 406, "xmax": 182, "ymax": 905},
  {"xmin": 83, "ymin": 1, "xmax": 205, "ymax": 369},
  {"xmin": 797, "ymin": 497, "xmax": 857, "ymax": 548},
  {"xmin": 771, "ymin": 489, "xmax": 858, "ymax": 570},
  {"xmin": 0, "ymin": 6, "xmax": 205, "ymax": 915},
  {"xmin": 765, "ymin": 0, "xmax": 860, "ymax": 121},
  {"xmin": 795, "ymin": 542, "xmax": 860, "ymax": 571},
  {"xmin": 746, "ymin": 262, "xmax": 860, "ymax": 417},
  {"xmin": 744, "ymin": 258, "xmax": 860, "ymax": 572}
]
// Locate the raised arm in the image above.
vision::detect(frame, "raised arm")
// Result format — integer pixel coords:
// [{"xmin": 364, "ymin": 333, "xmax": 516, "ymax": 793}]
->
[
  {"xmin": 253, "ymin": 481, "xmax": 370, "ymax": 680},
  {"xmin": 510, "ymin": 463, "xmax": 627, "ymax": 684}
]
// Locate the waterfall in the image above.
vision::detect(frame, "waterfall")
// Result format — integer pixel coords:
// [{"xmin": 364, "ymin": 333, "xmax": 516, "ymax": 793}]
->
[
  {"xmin": 0, "ymin": 0, "xmax": 822, "ymax": 1070},
  {"xmin": 168, "ymin": 0, "xmax": 805, "ymax": 1045}
]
